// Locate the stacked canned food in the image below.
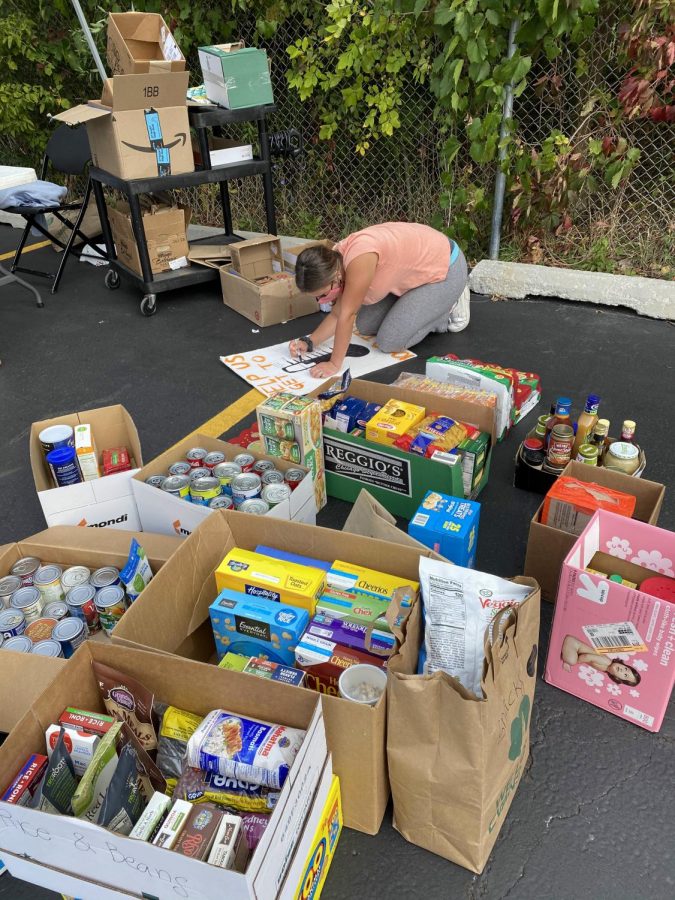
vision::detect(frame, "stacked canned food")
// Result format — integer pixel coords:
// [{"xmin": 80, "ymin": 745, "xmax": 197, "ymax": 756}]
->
[
  {"xmin": 0, "ymin": 557, "xmax": 132, "ymax": 658},
  {"xmin": 144, "ymin": 447, "xmax": 306, "ymax": 516}
]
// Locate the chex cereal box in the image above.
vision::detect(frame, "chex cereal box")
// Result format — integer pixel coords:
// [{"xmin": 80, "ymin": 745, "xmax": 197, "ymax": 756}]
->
[
  {"xmin": 408, "ymin": 491, "xmax": 481, "ymax": 568},
  {"xmin": 295, "ymin": 632, "xmax": 387, "ymax": 695},
  {"xmin": 209, "ymin": 589, "xmax": 309, "ymax": 666},
  {"xmin": 305, "ymin": 614, "xmax": 395, "ymax": 659},
  {"xmin": 215, "ymin": 548, "xmax": 326, "ymax": 615},
  {"xmin": 316, "ymin": 590, "xmax": 391, "ymax": 631}
]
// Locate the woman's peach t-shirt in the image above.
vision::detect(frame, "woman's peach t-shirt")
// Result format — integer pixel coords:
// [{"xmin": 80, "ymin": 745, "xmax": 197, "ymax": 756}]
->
[{"xmin": 334, "ymin": 222, "xmax": 450, "ymax": 305}]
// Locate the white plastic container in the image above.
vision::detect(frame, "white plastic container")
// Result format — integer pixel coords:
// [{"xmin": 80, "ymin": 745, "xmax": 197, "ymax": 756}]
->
[{"xmin": 338, "ymin": 664, "xmax": 387, "ymax": 707}]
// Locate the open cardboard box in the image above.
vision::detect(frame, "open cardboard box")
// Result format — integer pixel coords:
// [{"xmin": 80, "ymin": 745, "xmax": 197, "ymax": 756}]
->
[
  {"xmin": 107, "ymin": 202, "xmax": 190, "ymax": 276},
  {"xmin": 53, "ymin": 73, "xmax": 193, "ymax": 181},
  {"xmin": 112, "ymin": 507, "xmax": 433, "ymax": 834},
  {"xmin": 0, "ymin": 526, "xmax": 181, "ymax": 733},
  {"xmin": 316, "ymin": 378, "xmax": 497, "ymax": 518},
  {"xmin": 107, "ymin": 12, "xmax": 186, "ymax": 75},
  {"xmin": 524, "ymin": 459, "xmax": 665, "ymax": 602},
  {"xmin": 282, "ymin": 239, "xmax": 334, "ymax": 274},
  {"xmin": 0, "ymin": 642, "xmax": 330, "ymax": 900},
  {"xmin": 219, "ymin": 235, "xmax": 319, "ymax": 326},
  {"xmin": 130, "ymin": 432, "xmax": 317, "ymax": 538},
  {"xmin": 30, "ymin": 405, "xmax": 143, "ymax": 529}
]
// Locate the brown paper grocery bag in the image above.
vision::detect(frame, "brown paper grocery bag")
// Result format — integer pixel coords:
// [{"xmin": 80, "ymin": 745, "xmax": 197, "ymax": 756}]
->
[{"xmin": 387, "ymin": 577, "xmax": 540, "ymax": 873}]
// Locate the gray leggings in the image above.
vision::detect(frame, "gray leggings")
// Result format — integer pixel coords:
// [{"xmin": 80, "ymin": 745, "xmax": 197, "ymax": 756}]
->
[{"xmin": 356, "ymin": 245, "xmax": 468, "ymax": 352}]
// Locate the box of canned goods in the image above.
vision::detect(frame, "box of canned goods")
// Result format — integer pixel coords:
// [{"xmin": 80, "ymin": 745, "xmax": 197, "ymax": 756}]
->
[{"xmin": 130, "ymin": 434, "xmax": 317, "ymax": 538}]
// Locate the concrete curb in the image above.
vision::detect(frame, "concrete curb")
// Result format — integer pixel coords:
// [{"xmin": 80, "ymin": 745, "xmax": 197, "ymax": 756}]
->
[{"xmin": 469, "ymin": 260, "xmax": 675, "ymax": 320}]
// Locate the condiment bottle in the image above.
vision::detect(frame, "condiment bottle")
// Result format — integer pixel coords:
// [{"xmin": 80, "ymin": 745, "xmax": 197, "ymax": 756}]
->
[
  {"xmin": 572, "ymin": 394, "xmax": 601, "ymax": 457},
  {"xmin": 588, "ymin": 419, "xmax": 610, "ymax": 464},
  {"xmin": 545, "ymin": 397, "xmax": 572, "ymax": 446},
  {"xmin": 621, "ymin": 420, "xmax": 636, "ymax": 443}
]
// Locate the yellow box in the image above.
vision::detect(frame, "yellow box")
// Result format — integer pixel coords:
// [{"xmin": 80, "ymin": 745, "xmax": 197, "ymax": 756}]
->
[
  {"xmin": 365, "ymin": 399, "xmax": 426, "ymax": 445},
  {"xmin": 74, "ymin": 423, "xmax": 100, "ymax": 481},
  {"xmin": 294, "ymin": 775, "xmax": 342, "ymax": 900},
  {"xmin": 215, "ymin": 548, "xmax": 326, "ymax": 615},
  {"xmin": 327, "ymin": 560, "xmax": 418, "ymax": 605}
]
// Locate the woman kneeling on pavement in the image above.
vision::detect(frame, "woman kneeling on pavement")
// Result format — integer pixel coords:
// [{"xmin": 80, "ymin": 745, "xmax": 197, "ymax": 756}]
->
[{"xmin": 289, "ymin": 222, "xmax": 469, "ymax": 379}]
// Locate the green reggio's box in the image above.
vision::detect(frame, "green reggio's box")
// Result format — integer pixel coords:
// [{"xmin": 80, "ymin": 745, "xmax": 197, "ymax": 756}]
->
[
  {"xmin": 314, "ymin": 379, "xmax": 496, "ymax": 520},
  {"xmin": 198, "ymin": 42, "xmax": 274, "ymax": 109}
]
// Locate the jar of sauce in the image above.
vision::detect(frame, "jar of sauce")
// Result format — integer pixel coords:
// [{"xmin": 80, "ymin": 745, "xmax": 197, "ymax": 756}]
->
[
  {"xmin": 547, "ymin": 424, "xmax": 574, "ymax": 468},
  {"xmin": 576, "ymin": 443, "xmax": 599, "ymax": 466},
  {"xmin": 604, "ymin": 441, "xmax": 640, "ymax": 475},
  {"xmin": 522, "ymin": 438, "xmax": 546, "ymax": 467}
]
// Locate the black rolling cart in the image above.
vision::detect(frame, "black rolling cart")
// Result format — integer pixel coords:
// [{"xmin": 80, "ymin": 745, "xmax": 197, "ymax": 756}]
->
[{"xmin": 91, "ymin": 103, "xmax": 277, "ymax": 316}]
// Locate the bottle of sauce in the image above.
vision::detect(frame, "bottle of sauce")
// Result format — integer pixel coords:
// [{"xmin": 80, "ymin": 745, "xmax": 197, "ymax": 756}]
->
[
  {"xmin": 621, "ymin": 420, "xmax": 636, "ymax": 444},
  {"xmin": 572, "ymin": 394, "xmax": 601, "ymax": 457},
  {"xmin": 588, "ymin": 419, "xmax": 610, "ymax": 465},
  {"xmin": 545, "ymin": 397, "xmax": 572, "ymax": 446}
]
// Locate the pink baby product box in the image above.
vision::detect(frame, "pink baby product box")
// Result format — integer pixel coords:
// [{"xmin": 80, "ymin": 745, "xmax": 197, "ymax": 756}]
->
[{"xmin": 545, "ymin": 509, "xmax": 675, "ymax": 732}]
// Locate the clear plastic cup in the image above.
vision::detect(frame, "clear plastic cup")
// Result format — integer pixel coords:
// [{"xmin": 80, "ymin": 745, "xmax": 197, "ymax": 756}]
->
[{"xmin": 338, "ymin": 664, "xmax": 387, "ymax": 706}]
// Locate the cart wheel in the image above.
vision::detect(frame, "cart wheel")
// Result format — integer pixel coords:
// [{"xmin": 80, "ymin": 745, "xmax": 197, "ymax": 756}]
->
[
  {"xmin": 105, "ymin": 270, "xmax": 120, "ymax": 290},
  {"xmin": 140, "ymin": 294, "xmax": 157, "ymax": 317}
]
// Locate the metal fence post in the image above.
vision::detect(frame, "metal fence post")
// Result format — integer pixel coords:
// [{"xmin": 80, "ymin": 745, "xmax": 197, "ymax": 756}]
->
[
  {"xmin": 70, "ymin": 0, "xmax": 107, "ymax": 83},
  {"xmin": 489, "ymin": 18, "xmax": 520, "ymax": 260}
]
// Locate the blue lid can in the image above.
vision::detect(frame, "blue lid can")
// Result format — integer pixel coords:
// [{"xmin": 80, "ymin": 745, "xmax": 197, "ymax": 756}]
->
[{"xmin": 46, "ymin": 446, "xmax": 82, "ymax": 487}]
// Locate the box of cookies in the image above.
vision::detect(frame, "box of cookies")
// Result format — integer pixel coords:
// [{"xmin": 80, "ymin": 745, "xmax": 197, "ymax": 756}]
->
[{"xmin": 209, "ymin": 589, "xmax": 309, "ymax": 666}]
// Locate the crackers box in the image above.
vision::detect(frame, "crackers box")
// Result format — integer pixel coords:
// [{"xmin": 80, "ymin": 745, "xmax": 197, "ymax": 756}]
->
[
  {"xmin": 215, "ymin": 549, "xmax": 325, "ymax": 616},
  {"xmin": 209, "ymin": 589, "xmax": 309, "ymax": 666}
]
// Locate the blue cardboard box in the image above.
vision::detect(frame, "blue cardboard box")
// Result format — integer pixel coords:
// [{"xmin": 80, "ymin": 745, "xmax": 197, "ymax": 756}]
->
[
  {"xmin": 408, "ymin": 491, "xmax": 480, "ymax": 568},
  {"xmin": 209, "ymin": 588, "xmax": 309, "ymax": 666}
]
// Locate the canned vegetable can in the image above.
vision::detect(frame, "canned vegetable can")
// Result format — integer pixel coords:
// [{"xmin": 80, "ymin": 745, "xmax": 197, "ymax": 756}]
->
[
  {"xmin": 262, "ymin": 469, "xmax": 284, "ymax": 486},
  {"xmin": 213, "ymin": 462, "xmax": 242, "ymax": 495},
  {"xmin": 231, "ymin": 473, "xmax": 262, "ymax": 508},
  {"xmin": 145, "ymin": 474, "xmax": 167, "ymax": 487},
  {"xmin": 261, "ymin": 483, "xmax": 292, "ymax": 507},
  {"xmin": 10, "ymin": 557, "xmax": 41, "ymax": 586},
  {"xmin": 43, "ymin": 601, "xmax": 69, "ymax": 621},
  {"xmin": 66, "ymin": 584, "xmax": 100, "ymax": 634},
  {"xmin": 10, "ymin": 587, "xmax": 44, "ymax": 623},
  {"xmin": 95, "ymin": 585, "xmax": 128, "ymax": 636},
  {"xmin": 233, "ymin": 453, "xmax": 255, "ymax": 472},
  {"xmin": 3, "ymin": 636, "xmax": 33, "ymax": 654},
  {"xmin": 252, "ymin": 459, "xmax": 276, "ymax": 476},
  {"xmin": 33, "ymin": 565, "xmax": 65, "ymax": 604},
  {"xmin": 185, "ymin": 448, "xmax": 208, "ymax": 468},
  {"xmin": 189, "ymin": 476, "xmax": 221, "ymax": 505},
  {"xmin": 284, "ymin": 468, "xmax": 306, "ymax": 490},
  {"xmin": 0, "ymin": 575, "xmax": 22, "ymax": 609},
  {"xmin": 32, "ymin": 640, "xmax": 64, "ymax": 658},
  {"xmin": 25, "ymin": 618, "xmax": 58, "ymax": 644},
  {"xmin": 160, "ymin": 475, "xmax": 191, "ymax": 500},
  {"xmin": 238, "ymin": 499, "xmax": 270, "ymax": 516},
  {"xmin": 91, "ymin": 567, "xmax": 121, "ymax": 590},
  {"xmin": 61, "ymin": 566, "xmax": 91, "ymax": 593},
  {"xmin": 0, "ymin": 609, "xmax": 27, "ymax": 638},
  {"xmin": 204, "ymin": 452, "xmax": 226, "ymax": 470},
  {"xmin": 188, "ymin": 467, "xmax": 211, "ymax": 483},
  {"xmin": 208, "ymin": 496, "xmax": 233, "ymax": 510},
  {"xmin": 168, "ymin": 461, "xmax": 192, "ymax": 477},
  {"xmin": 52, "ymin": 617, "xmax": 87, "ymax": 658}
]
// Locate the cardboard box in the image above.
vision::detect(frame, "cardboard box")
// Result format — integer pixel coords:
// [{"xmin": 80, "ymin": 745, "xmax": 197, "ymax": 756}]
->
[
  {"xmin": 30, "ymin": 405, "xmax": 142, "ymax": 529},
  {"xmin": 317, "ymin": 378, "xmax": 496, "ymax": 518},
  {"xmin": 0, "ymin": 641, "xmax": 329, "ymax": 899},
  {"xmin": 282, "ymin": 239, "xmax": 334, "ymax": 274},
  {"xmin": 220, "ymin": 235, "xmax": 319, "ymax": 326},
  {"xmin": 107, "ymin": 12, "xmax": 186, "ymax": 75},
  {"xmin": 108, "ymin": 202, "xmax": 190, "ymax": 276},
  {"xmin": 545, "ymin": 510, "xmax": 675, "ymax": 732},
  {"xmin": 408, "ymin": 491, "xmax": 480, "ymax": 567},
  {"xmin": 0, "ymin": 526, "xmax": 180, "ymax": 733},
  {"xmin": 188, "ymin": 243, "xmax": 232, "ymax": 269},
  {"xmin": 198, "ymin": 43, "xmax": 274, "ymax": 109},
  {"xmin": 112, "ymin": 509, "xmax": 432, "ymax": 834},
  {"xmin": 131, "ymin": 432, "xmax": 317, "ymax": 537},
  {"xmin": 524, "ymin": 460, "xmax": 665, "ymax": 602},
  {"xmin": 257, "ymin": 393, "xmax": 326, "ymax": 510},
  {"xmin": 53, "ymin": 73, "xmax": 194, "ymax": 181},
  {"xmin": 193, "ymin": 136, "xmax": 254, "ymax": 168}
]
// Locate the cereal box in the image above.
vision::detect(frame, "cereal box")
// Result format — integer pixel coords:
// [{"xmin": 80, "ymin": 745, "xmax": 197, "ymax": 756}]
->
[
  {"xmin": 316, "ymin": 590, "xmax": 391, "ymax": 631},
  {"xmin": 293, "ymin": 775, "xmax": 342, "ymax": 900},
  {"xmin": 209, "ymin": 589, "xmax": 309, "ymax": 665},
  {"xmin": 243, "ymin": 656, "xmax": 306, "ymax": 686},
  {"xmin": 408, "ymin": 491, "xmax": 481, "ymax": 568},
  {"xmin": 215, "ymin": 548, "xmax": 326, "ymax": 615},
  {"xmin": 294, "ymin": 632, "xmax": 387, "ymax": 695},
  {"xmin": 305, "ymin": 614, "xmax": 395, "ymax": 659},
  {"xmin": 327, "ymin": 561, "xmax": 418, "ymax": 605},
  {"xmin": 541, "ymin": 476, "xmax": 636, "ymax": 536},
  {"xmin": 256, "ymin": 393, "xmax": 326, "ymax": 509},
  {"xmin": 364, "ymin": 399, "xmax": 426, "ymax": 445}
]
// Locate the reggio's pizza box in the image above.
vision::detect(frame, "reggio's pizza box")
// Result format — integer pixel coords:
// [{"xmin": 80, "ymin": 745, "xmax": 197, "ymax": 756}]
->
[{"xmin": 545, "ymin": 509, "xmax": 675, "ymax": 732}]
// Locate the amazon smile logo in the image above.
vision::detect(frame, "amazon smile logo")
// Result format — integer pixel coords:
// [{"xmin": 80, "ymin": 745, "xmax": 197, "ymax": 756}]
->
[{"xmin": 121, "ymin": 133, "xmax": 187, "ymax": 153}]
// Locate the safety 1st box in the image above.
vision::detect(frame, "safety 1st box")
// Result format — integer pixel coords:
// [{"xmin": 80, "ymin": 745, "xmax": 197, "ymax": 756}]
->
[
  {"xmin": 209, "ymin": 589, "xmax": 309, "ymax": 665},
  {"xmin": 545, "ymin": 509, "xmax": 675, "ymax": 732},
  {"xmin": 408, "ymin": 491, "xmax": 481, "ymax": 568}
]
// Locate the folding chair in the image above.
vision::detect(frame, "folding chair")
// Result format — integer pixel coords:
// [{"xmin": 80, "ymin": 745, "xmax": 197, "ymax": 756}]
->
[{"xmin": 7, "ymin": 124, "xmax": 107, "ymax": 293}]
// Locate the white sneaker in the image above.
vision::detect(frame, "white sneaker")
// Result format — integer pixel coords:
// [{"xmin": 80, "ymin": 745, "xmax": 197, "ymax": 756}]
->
[{"xmin": 448, "ymin": 284, "xmax": 471, "ymax": 333}]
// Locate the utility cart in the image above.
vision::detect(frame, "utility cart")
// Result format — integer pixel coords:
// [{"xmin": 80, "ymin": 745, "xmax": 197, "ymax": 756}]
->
[{"xmin": 91, "ymin": 103, "xmax": 277, "ymax": 316}]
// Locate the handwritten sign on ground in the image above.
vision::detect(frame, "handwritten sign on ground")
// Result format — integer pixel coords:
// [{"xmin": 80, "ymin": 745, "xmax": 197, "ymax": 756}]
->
[{"xmin": 220, "ymin": 333, "xmax": 416, "ymax": 397}]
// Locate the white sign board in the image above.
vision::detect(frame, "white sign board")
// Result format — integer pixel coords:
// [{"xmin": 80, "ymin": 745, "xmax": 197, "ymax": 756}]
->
[{"xmin": 220, "ymin": 332, "xmax": 416, "ymax": 397}]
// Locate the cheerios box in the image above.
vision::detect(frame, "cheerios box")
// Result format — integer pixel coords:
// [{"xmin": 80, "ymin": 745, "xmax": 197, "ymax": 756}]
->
[
  {"xmin": 215, "ymin": 548, "xmax": 326, "ymax": 615},
  {"xmin": 209, "ymin": 589, "xmax": 309, "ymax": 666},
  {"xmin": 408, "ymin": 491, "xmax": 481, "ymax": 568}
]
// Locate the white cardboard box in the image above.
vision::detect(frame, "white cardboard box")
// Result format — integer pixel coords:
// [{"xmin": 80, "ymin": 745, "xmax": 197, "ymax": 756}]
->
[
  {"xmin": 30, "ymin": 405, "xmax": 142, "ymax": 530},
  {"xmin": 0, "ymin": 643, "xmax": 330, "ymax": 900},
  {"xmin": 131, "ymin": 433, "xmax": 316, "ymax": 537},
  {"xmin": 210, "ymin": 140, "xmax": 254, "ymax": 167}
]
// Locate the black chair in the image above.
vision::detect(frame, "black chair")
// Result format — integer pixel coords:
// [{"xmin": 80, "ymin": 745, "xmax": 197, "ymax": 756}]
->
[{"xmin": 6, "ymin": 124, "xmax": 107, "ymax": 293}]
